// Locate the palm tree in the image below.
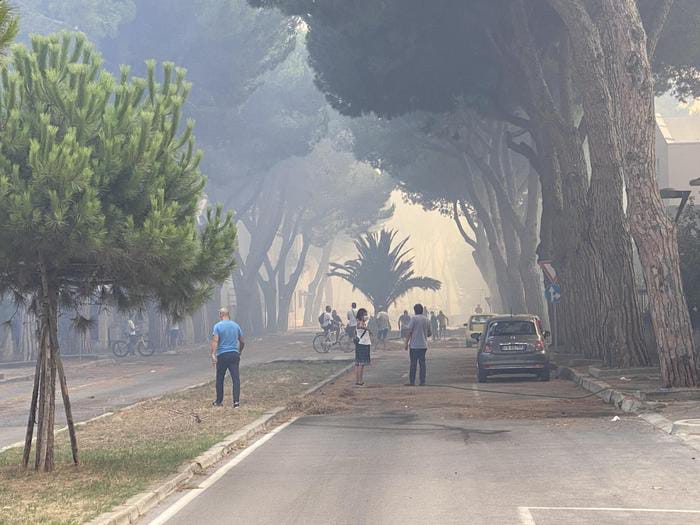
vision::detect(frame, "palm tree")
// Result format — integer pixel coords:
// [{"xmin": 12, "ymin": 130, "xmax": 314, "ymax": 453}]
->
[{"xmin": 329, "ymin": 229, "xmax": 441, "ymax": 313}]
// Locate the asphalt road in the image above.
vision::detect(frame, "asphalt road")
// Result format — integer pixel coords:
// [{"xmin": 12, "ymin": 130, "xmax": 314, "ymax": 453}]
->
[
  {"xmin": 0, "ymin": 331, "xmax": 334, "ymax": 449},
  {"xmin": 144, "ymin": 344, "xmax": 700, "ymax": 525}
]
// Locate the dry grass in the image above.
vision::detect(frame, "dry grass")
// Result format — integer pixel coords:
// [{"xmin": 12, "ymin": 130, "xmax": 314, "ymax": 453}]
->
[{"xmin": 0, "ymin": 361, "xmax": 347, "ymax": 525}]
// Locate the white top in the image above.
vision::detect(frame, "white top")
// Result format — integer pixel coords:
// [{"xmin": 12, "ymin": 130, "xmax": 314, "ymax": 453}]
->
[
  {"xmin": 356, "ymin": 325, "xmax": 371, "ymax": 345},
  {"xmin": 128, "ymin": 320, "xmax": 136, "ymax": 336},
  {"xmin": 321, "ymin": 312, "xmax": 333, "ymax": 328},
  {"xmin": 347, "ymin": 309, "xmax": 358, "ymax": 327}
]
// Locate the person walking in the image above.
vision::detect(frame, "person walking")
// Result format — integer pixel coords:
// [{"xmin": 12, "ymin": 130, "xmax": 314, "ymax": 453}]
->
[
  {"xmin": 354, "ymin": 308, "xmax": 371, "ymax": 386},
  {"xmin": 376, "ymin": 309, "xmax": 391, "ymax": 350},
  {"xmin": 399, "ymin": 310, "xmax": 411, "ymax": 340},
  {"xmin": 437, "ymin": 310, "xmax": 449, "ymax": 340},
  {"xmin": 346, "ymin": 302, "xmax": 358, "ymax": 340},
  {"xmin": 405, "ymin": 304, "xmax": 431, "ymax": 386},
  {"xmin": 430, "ymin": 311, "xmax": 439, "ymax": 342},
  {"xmin": 475, "ymin": 304, "xmax": 483, "ymax": 314},
  {"xmin": 211, "ymin": 307, "xmax": 245, "ymax": 408}
]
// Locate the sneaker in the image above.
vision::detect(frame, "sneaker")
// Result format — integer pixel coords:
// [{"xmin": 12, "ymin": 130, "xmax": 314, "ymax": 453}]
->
[
  {"xmin": 212, "ymin": 401, "xmax": 223, "ymax": 407},
  {"xmin": 233, "ymin": 401, "xmax": 240, "ymax": 408}
]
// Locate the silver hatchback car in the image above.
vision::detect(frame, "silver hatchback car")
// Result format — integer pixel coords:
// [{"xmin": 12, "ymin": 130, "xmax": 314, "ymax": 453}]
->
[{"xmin": 474, "ymin": 315, "xmax": 550, "ymax": 382}]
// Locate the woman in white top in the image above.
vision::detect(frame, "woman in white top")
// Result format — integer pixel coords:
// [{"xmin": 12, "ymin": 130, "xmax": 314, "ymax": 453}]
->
[{"xmin": 354, "ymin": 308, "xmax": 372, "ymax": 386}]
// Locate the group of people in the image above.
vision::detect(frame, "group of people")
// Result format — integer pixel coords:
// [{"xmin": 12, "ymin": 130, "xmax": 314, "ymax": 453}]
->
[
  {"xmin": 319, "ymin": 303, "xmax": 392, "ymax": 349},
  {"xmin": 334, "ymin": 302, "xmax": 435, "ymax": 386},
  {"xmin": 208, "ymin": 302, "xmax": 447, "ymax": 406}
]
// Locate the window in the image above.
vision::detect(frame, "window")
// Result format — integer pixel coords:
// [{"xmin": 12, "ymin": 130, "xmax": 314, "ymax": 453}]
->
[{"xmin": 487, "ymin": 321, "xmax": 537, "ymax": 337}]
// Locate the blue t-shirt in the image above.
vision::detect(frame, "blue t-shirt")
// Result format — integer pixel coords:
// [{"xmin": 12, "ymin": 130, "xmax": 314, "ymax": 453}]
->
[{"xmin": 213, "ymin": 320, "xmax": 243, "ymax": 355}]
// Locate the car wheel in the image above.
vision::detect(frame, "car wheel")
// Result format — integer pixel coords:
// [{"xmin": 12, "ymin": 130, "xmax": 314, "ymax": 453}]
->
[
  {"xmin": 477, "ymin": 368, "xmax": 488, "ymax": 383},
  {"xmin": 538, "ymin": 366, "xmax": 550, "ymax": 382}
]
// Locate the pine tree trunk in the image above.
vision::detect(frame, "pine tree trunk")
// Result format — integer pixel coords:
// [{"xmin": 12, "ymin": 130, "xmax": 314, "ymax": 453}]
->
[
  {"xmin": 22, "ymin": 338, "xmax": 42, "ymax": 469},
  {"xmin": 304, "ymin": 242, "xmax": 333, "ymax": 327},
  {"xmin": 597, "ymin": 0, "xmax": 698, "ymax": 386}
]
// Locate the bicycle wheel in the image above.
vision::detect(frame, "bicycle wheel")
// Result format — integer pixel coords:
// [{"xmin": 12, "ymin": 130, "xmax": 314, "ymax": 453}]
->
[
  {"xmin": 339, "ymin": 333, "xmax": 354, "ymax": 353},
  {"xmin": 313, "ymin": 334, "xmax": 330, "ymax": 353},
  {"xmin": 137, "ymin": 338, "xmax": 155, "ymax": 356},
  {"xmin": 111, "ymin": 340, "xmax": 129, "ymax": 358}
]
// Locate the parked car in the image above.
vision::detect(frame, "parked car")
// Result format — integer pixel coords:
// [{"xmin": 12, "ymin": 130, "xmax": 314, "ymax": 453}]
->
[
  {"xmin": 474, "ymin": 314, "xmax": 550, "ymax": 382},
  {"xmin": 463, "ymin": 314, "xmax": 495, "ymax": 347}
]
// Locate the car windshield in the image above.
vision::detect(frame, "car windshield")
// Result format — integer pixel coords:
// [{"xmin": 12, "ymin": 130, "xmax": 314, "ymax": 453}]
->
[
  {"xmin": 487, "ymin": 321, "xmax": 537, "ymax": 337},
  {"xmin": 471, "ymin": 315, "xmax": 491, "ymax": 323}
]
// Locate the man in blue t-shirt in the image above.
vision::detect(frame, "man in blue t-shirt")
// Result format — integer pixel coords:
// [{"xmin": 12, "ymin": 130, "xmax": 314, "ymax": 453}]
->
[{"xmin": 211, "ymin": 307, "xmax": 245, "ymax": 407}]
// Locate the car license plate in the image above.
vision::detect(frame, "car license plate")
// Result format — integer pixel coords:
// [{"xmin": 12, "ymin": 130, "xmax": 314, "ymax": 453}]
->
[{"xmin": 500, "ymin": 344, "xmax": 525, "ymax": 352}]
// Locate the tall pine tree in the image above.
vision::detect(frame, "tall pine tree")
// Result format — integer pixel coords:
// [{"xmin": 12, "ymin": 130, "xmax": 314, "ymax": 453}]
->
[{"xmin": 0, "ymin": 33, "xmax": 237, "ymax": 471}]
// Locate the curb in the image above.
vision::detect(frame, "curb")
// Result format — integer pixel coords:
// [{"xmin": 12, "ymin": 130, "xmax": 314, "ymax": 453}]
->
[
  {"xmin": 84, "ymin": 362, "xmax": 353, "ymax": 525},
  {"xmin": 556, "ymin": 364, "xmax": 700, "ymax": 453}
]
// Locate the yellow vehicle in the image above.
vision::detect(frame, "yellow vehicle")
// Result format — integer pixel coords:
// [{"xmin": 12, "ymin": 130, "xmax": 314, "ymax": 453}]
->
[{"xmin": 464, "ymin": 314, "xmax": 495, "ymax": 347}]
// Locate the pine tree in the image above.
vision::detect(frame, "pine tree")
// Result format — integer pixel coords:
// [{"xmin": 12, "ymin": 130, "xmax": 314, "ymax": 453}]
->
[{"xmin": 0, "ymin": 33, "xmax": 237, "ymax": 472}]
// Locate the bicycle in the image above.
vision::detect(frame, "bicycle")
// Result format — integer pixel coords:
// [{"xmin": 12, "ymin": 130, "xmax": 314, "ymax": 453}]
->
[
  {"xmin": 313, "ymin": 328, "xmax": 353, "ymax": 354},
  {"xmin": 111, "ymin": 332, "xmax": 155, "ymax": 357}
]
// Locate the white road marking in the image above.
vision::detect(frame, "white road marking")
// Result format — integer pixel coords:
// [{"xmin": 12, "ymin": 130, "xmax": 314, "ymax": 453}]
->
[
  {"xmin": 519, "ymin": 506, "xmax": 700, "ymax": 524},
  {"xmin": 518, "ymin": 507, "xmax": 536, "ymax": 525},
  {"xmin": 147, "ymin": 417, "xmax": 299, "ymax": 525}
]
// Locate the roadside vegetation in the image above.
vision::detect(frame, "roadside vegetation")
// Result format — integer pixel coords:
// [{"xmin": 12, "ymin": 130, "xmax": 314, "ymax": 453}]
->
[{"xmin": 0, "ymin": 361, "xmax": 346, "ymax": 525}]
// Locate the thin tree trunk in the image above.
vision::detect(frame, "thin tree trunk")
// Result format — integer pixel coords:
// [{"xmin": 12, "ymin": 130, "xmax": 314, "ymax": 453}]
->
[
  {"xmin": 304, "ymin": 242, "xmax": 333, "ymax": 327},
  {"xmin": 277, "ymin": 235, "xmax": 311, "ymax": 331},
  {"xmin": 22, "ymin": 337, "xmax": 42, "ymax": 469}
]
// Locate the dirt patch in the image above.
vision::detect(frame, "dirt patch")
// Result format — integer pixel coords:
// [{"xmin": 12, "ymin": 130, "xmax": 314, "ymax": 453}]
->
[
  {"xmin": 308, "ymin": 346, "xmax": 619, "ymax": 421},
  {"xmin": 0, "ymin": 361, "xmax": 346, "ymax": 525}
]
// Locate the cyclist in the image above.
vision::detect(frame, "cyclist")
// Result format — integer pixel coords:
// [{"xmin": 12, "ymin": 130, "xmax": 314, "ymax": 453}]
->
[
  {"xmin": 319, "ymin": 305, "xmax": 333, "ymax": 340},
  {"xmin": 331, "ymin": 309, "xmax": 343, "ymax": 342},
  {"xmin": 127, "ymin": 319, "xmax": 137, "ymax": 354}
]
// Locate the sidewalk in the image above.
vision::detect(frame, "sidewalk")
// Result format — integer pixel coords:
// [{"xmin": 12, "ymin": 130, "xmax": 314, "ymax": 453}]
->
[{"xmin": 552, "ymin": 356, "xmax": 700, "ymax": 450}]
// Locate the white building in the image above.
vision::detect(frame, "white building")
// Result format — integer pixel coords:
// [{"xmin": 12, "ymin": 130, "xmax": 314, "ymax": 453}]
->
[{"xmin": 655, "ymin": 114, "xmax": 700, "ymax": 194}]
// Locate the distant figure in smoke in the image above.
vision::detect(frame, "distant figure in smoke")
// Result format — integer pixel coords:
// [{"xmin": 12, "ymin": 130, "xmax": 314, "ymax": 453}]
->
[
  {"xmin": 354, "ymin": 308, "xmax": 372, "ymax": 386},
  {"xmin": 405, "ymin": 304, "xmax": 431, "ymax": 386},
  {"xmin": 331, "ymin": 309, "xmax": 343, "ymax": 342},
  {"xmin": 399, "ymin": 310, "xmax": 411, "ymax": 340},
  {"xmin": 430, "ymin": 311, "xmax": 439, "ymax": 342},
  {"xmin": 475, "ymin": 304, "xmax": 483, "ymax": 314},
  {"xmin": 376, "ymin": 309, "xmax": 391, "ymax": 349},
  {"xmin": 437, "ymin": 310, "xmax": 449, "ymax": 340},
  {"xmin": 346, "ymin": 302, "xmax": 358, "ymax": 341}
]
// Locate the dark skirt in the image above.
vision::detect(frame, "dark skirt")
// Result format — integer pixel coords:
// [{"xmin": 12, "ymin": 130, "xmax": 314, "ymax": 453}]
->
[{"xmin": 355, "ymin": 343, "xmax": 371, "ymax": 365}]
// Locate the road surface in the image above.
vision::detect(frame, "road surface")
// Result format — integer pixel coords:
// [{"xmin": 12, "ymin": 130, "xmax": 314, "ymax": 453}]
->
[
  {"xmin": 144, "ymin": 342, "xmax": 700, "ymax": 525},
  {"xmin": 0, "ymin": 331, "xmax": 334, "ymax": 449}
]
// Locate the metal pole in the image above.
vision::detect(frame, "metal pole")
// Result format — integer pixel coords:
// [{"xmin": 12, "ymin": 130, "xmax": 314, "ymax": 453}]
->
[{"xmin": 553, "ymin": 302, "xmax": 558, "ymax": 350}]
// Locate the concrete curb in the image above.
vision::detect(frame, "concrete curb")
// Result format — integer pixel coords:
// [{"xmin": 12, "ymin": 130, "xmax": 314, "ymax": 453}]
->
[
  {"xmin": 83, "ymin": 362, "xmax": 353, "ymax": 525},
  {"xmin": 556, "ymin": 364, "xmax": 700, "ymax": 453}
]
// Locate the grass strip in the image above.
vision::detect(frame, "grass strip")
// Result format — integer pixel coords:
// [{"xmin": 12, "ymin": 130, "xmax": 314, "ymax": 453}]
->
[{"xmin": 0, "ymin": 361, "xmax": 346, "ymax": 525}]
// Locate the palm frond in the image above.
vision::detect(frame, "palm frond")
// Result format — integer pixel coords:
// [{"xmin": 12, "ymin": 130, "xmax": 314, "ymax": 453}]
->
[{"xmin": 328, "ymin": 228, "xmax": 441, "ymax": 312}]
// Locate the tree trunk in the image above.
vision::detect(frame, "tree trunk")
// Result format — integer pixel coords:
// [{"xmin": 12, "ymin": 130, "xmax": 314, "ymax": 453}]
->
[
  {"xmin": 277, "ymin": 235, "xmax": 311, "ymax": 331},
  {"xmin": 304, "ymin": 242, "xmax": 333, "ymax": 327},
  {"xmin": 22, "ymin": 335, "xmax": 42, "ymax": 469},
  {"xmin": 597, "ymin": 0, "xmax": 697, "ymax": 385}
]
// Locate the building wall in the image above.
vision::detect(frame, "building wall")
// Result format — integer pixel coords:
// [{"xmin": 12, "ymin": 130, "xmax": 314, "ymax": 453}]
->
[
  {"xmin": 655, "ymin": 126, "xmax": 670, "ymax": 189},
  {"xmin": 668, "ymin": 143, "xmax": 700, "ymax": 192}
]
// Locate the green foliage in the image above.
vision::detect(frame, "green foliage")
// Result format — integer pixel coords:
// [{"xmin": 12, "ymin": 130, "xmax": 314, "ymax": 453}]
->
[
  {"xmin": 329, "ymin": 229, "xmax": 441, "ymax": 312},
  {"xmin": 679, "ymin": 202, "xmax": 700, "ymax": 309},
  {"xmin": 0, "ymin": 32, "xmax": 237, "ymax": 318},
  {"xmin": 0, "ymin": 1, "xmax": 17, "ymax": 53}
]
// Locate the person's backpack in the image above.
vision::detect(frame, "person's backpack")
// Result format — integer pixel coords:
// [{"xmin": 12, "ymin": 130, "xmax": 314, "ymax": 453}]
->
[{"xmin": 318, "ymin": 313, "xmax": 326, "ymax": 326}]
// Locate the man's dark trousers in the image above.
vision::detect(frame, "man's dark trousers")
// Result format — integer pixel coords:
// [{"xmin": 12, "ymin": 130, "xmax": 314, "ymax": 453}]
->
[
  {"xmin": 215, "ymin": 351, "xmax": 240, "ymax": 404},
  {"xmin": 409, "ymin": 348, "xmax": 427, "ymax": 385}
]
